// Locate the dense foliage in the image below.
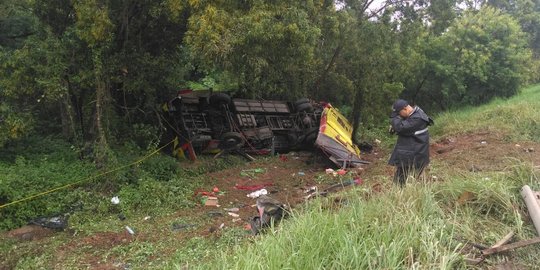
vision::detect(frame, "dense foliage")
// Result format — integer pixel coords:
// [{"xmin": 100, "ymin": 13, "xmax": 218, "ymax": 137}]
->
[{"xmin": 0, "ymin": 0, "xmax": 538, "ymax": 151}]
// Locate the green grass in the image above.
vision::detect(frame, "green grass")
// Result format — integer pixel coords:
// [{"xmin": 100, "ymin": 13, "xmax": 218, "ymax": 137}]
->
[{"xmin": 430, "ymin": 84, "xmax": 540, "ymax": 141}]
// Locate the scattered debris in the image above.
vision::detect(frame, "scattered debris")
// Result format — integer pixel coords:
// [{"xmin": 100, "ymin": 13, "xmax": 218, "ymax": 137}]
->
[
  {"xmin": 224, "ymin": 207, "xmax": 239, "ymax": 212},
  {"xmin": 207, "ymin": 211, "xmax": 223, "ymax": 218},
  {"xmin": 227, "ymin": 212, "xmax": 239, "ymax": 218},
  {"xmin": 172, "ymin": 223, "xmax": 197, "ymax": 232},
  {"xmin": 30, "ymin": 215, "xmax": 68, "ymax": 230},
  {"xmin": 304, "ymin": 178, "xmax": 363, "ymax": 200},
  {"xmin": 250, "ymin": 195, "xmax": 287, "ymax": 235},
  {"xmin": 457, "ymin": 191, "xmax": 475, "ymax": 205},
  {"xmin": 247, "ymin": 188, "xmax": 268, "ymax": 198},
  {"xmin": 304, "ymin": 186, "xmax": 317, "ymax": 194},
  {"xmin": 204, "ymin": 196, "xmax": 219, "ymax": 206},
  {"xmin": 111, "ymin": 196, "xmax": 120, "ymax": 205},
  {"xmin": 298, "ymin": 171, "xmax": 305, "ymax": 176},
  {"xmin": 118, "ymin": 213, "xmax": 126, "ymax": 221},
  {"xmin": 143, "ymin": 216, "xmax": 151, "ymax": 221},
  {"xmin": 125, "ymin": 226, "xmax": 135, "ymax": 235}
]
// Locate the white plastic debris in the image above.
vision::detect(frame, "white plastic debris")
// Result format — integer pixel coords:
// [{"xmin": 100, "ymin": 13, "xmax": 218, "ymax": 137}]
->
[
  {"xmin": 111, "ymin": 196, "xmax": 120, "ymax": 205},
  {"xmin": 143, "ymin": 216, "xmax": 151, "ymax": 221},
  {"xmin": 228, "ymin": 212, "xmax": 240, "ymax": 218},
  {"xmin": 125, "ymin": 225, "xmax": 135, "ymax": 235},
  {"xmin": 247, "ymin": 188, "xmax": 268, "ymax": 198}
]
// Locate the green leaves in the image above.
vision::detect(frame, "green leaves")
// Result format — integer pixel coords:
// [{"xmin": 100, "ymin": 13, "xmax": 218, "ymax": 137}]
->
[
  {"xmin": 439, "ymin": 7, "xmax": 532, "ymax": 105},
  {"xmin": 73, "ymin": 0, "xmax": 113, "ymax": 46}
]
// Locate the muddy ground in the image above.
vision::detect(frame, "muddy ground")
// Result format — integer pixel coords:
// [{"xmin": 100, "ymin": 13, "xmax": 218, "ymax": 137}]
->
[{"xmin": 2, "ymin": 131, "xmax": 539, "ymax": 269}]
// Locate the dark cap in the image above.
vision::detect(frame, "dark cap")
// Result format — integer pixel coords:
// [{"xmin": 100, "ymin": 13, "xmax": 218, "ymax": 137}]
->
[{"xmin": 392, "ymin": 99, "xmax": 409, "ymax": 112}]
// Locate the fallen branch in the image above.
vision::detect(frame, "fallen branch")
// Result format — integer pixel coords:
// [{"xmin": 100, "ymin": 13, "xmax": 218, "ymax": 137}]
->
[
  {"xmin": 481, "ymin": 237, "xmax": 540, "ymax": 256},
  {"xmin": 491, "ymin": 231, "xmax": 514, "ymax": 249}
]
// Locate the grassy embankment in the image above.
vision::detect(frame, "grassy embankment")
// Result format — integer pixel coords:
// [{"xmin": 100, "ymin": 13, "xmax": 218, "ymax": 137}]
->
[{"xmin": 193, "ymin": 85, "xmax": 540, "ymax": 269}]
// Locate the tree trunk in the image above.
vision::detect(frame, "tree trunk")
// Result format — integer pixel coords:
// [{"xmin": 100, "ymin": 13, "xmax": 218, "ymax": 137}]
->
[
  {"xmin": 60, "ymin": 93, "xmax": 78, "ymax": 141},
  {"xmin": 93, "ymin": 51, "xmax": 110, "ymax": 167},
  {"xmin": 351, "ymin": 86, "xmax": 365, "ymax": 145},
  {"xmin": 313, "ymin": 44, "xmax": 343, "ymax": 97}
]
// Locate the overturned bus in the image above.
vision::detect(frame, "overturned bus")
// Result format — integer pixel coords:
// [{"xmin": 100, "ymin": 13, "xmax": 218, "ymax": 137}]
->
[{"xmin": 161, "ymin": 90, "xmax": 366, "ymax": 167}]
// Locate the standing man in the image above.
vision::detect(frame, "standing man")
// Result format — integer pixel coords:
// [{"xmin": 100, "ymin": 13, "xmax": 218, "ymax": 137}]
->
[{"xmin": 388, "ymin": 99, "xmax": 434, "ymax": 187}]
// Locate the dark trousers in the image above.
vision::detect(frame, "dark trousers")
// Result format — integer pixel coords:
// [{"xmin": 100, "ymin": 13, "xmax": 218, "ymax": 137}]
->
[{"xmin": 393, "ymin": 164, "xmax": 426, "ymax": 188}]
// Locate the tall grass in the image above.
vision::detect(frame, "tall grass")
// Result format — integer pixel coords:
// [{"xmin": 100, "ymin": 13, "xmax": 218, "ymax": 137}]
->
[
  {"xmin": 430, "ymin": 84, "xmax": 540, "ymax": 141},
  {"xmin": 192, "ymin": 160, "xmax": 539, "ymax": 270}
]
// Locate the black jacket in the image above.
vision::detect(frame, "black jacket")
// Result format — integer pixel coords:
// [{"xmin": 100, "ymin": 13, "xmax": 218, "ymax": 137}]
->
[{"xmin": 388, "ymin": 107, "xmax": 433, "ymax": 167}]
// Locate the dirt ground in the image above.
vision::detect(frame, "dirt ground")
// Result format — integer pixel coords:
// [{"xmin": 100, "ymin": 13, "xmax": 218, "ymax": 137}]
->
[{"xmin": 2, "ymin": 131, "xmax": 540, "ymax": 269}]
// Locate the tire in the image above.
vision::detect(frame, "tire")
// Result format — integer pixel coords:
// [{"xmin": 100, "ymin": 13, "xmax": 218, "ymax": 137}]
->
[
  {"xmin": 219, "ymin": 132, "xmax": 245, "ymax": 150},
  {"xmin": 296, "ymin": 102, "xmax": 313, "ymax": 113},
  {"xmin": 287, "ymin": 133, "xmax": 298, "ymax": 145},
  {"xmin": 305, "ymin": 133, "xmax": 317, "ymax": 145},
  {"xmin": 294, "ymin": 98, "xmax": 310, "ymax": 107},
  {"xmin": 304, "ymin": 128, "xmax": 319, "ymax": 145},
  {"xmin": 209, "ymin": 93, "xmax": 231, "ymax": 108}
]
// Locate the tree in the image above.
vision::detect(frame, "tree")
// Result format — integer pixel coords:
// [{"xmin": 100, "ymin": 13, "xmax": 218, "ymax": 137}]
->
[{"xmin": 407, "ymin": 6, "xmax": 533, "ymax": 110}]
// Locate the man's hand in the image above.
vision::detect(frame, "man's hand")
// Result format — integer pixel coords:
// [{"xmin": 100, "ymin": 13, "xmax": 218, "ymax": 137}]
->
[{"xmin": 388, "ymin": 125, "xmax": 396, "ymax": 135}]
